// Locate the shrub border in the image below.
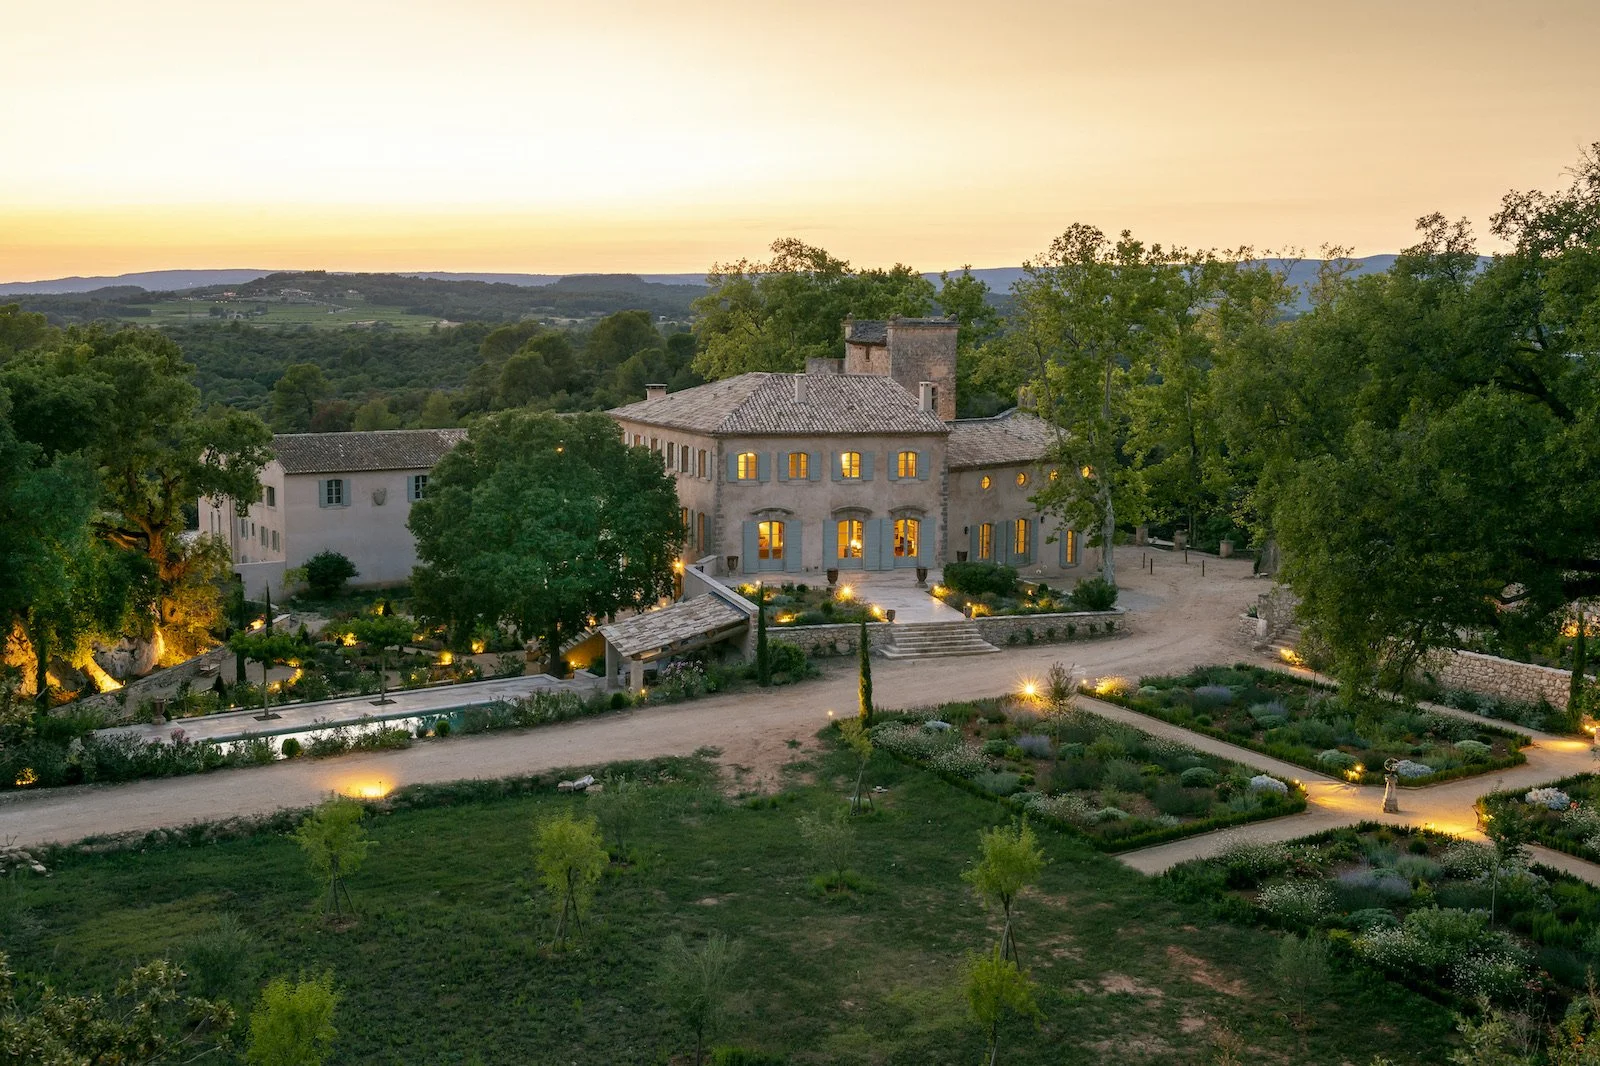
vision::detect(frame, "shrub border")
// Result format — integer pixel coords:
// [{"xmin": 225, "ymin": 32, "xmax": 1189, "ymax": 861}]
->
[
  {"xmin": 1090, "ymin": 665, "xmax": 1530, "ymax": 787},
  {"xmin": 1476, "ymin": 772, "xmax": 1600, "ymax": 864}
]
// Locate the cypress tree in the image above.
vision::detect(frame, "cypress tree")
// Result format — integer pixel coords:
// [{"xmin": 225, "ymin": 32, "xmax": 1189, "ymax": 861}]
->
[
  {"xmin": 755, "ymin": 583, "xmax": 771, "ymax": 687},
  {"xmin": 858, "ymin": 616, "xmax": 873, "ymax": 723}
]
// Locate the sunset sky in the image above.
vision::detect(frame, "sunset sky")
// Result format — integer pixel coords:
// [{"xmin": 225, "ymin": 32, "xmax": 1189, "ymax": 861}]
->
[{"xmin": 5, "ymin": 0, "xmax": 1598, "ymax": 282}]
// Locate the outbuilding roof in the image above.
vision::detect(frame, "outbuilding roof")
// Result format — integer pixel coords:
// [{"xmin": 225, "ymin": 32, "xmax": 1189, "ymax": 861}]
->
[
  {"xmin": 272, "ymin": 429, "xmax": 466, "ymax": 475},
  {"xmin": 608, "ymin": 373, "xmax": 948, "ymax": 437},
  {"xmin": 599, "ymin": 595, "xmax": 748, "ymax": 660},
  {"xmin": 946, "ymin": 411, "xmax": 1057, "ymax": 469}
]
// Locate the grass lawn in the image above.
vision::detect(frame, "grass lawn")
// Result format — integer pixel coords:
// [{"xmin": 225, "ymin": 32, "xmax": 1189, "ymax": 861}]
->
[
  {"xmin": 1095, "ymin": 664, "xmax": 1529, "ymax": 786},
  {"xmin": 2, "ymin": 747, "xmax": 1459, "ymax": 1063},
  {"xmin": 871, "ymin": 697, "xmax": 1306, "ymax": 852}
]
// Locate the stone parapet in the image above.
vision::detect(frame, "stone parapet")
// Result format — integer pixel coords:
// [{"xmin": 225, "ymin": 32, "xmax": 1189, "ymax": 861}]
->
[
  {"xmin": 970, "ymin": 610, "xmax": 1126, "ymax": 647},
  {"xmin": 1423, "ymin": 649, "xmax": 1591, "ymax": 712}
]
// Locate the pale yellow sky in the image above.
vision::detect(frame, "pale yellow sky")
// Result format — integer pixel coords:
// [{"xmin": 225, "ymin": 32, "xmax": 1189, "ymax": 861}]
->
[{"xmin": 4, "ymin": 0, "xmax": 1598, "ymax": 281}]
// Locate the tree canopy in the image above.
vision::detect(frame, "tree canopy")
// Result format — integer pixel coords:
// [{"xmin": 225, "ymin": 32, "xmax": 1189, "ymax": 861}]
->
[{"xmin": 408, "ymin": 410, "xmax": 682, "ymax": 670}]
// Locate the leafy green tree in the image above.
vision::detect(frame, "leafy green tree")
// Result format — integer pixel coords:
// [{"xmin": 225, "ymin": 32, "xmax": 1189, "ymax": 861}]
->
[
  {"xmin": 409, "ymin": 411, "xmax": 681, "ymax": 673},
  {"xmin": 963, "ymin": 944, "xmax": 1039, "ymax": 1066},
  {"xmin": 293, "ymin": 798, "xmax": 371, "ymax": 918},
  {"xmin": 270, "ymin": 364, "xmax": 333, "ymax": 432},
  {"xmin": 345, "ymin": 614, "xmax": 414, "ymax": 706},
  {"xmin": 0, "ymin": 952, "xmax": 236, "ymax": 1065},
  {"xmin": 534, "ymin": 811, "xmax": 608, "ymax": 944},
  {"xmin": 1485, "ymin": 803, "xmax": 1530, "ymax": 926},
  {"xmin": 0, "ymin": 304, "xmax": 52, "ymax": 359},
  {"xmin": 246, "ymin": 973, "xmax": 338, "ymax": 1066},
  {"xmin": 302, "ymin": 551, "xmax": 358, "ymax": 599},
  {"xmin": 938, "ymin": 267, "xmax": 1011, "ymax": 417},
  {"xmin": 857, "ymin": 617, "xmax": 873, "ymax": 722},
  {"xmin": 837, "ymin": 717, "xmax": 874, "ymax": 815},
  {"xmin": 228, "ymin": 630, "xmax": 301, "ymax": 716},
  {"xmin": 588, "ymin": 775, "xmax": 643, "ymax": 859},
  {"xmin": 755, "ymin": 583, "xmax": 771, "ymax": 686},
  {"xmin": 691, "ymin": 238, "xmax": 935, "ymax": 379},
  {"xmin": 797, "ymin": 806, "xmax": 855, "ymax": 892},
  {"xmin": 962, "ymin": 820, "xmax": 1044, "ymax": 962},
  {"xmin": 656, "ymin": 933, "xmax": 742, "ymax": 1066},
  {"xmin": 1040, "ymin": 662, "xmax": 1076, "ymax": 767},
  {"xmin": 413, "ymin": 390, "xmax": 457, "ymax": 428},
  {"xmin": 350, "ymin": 397, "xmax": 400, "ymax": 431},
  {"xmin": 1272, "ymin": 933, "xmax": 1328, "ymax": 1031},
  {"xmin": 1447, "ymin": 998, "xmax": 1534, "ymax": 1066}
]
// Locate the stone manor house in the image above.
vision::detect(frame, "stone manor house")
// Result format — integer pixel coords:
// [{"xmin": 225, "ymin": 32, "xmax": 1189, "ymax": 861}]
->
[
  {"xmin": 203, "ymin": 317, "xmax": 1092, "ymax": 599},
  {"xmin": 609, "ymin": 317, "xmax": 1094, "ymax": 580}
]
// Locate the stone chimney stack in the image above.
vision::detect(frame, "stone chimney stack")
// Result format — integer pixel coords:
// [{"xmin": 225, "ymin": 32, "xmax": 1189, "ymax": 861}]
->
[
  {"xmin": 794, "ymin": 373, "xmax": 809, "ymax": 404},
  {"xmin": 918, "ymin": 381, "xmax": 936, "ymax": 413},
  {"xmin": 645, "ymin": 383, "xmax": 667, "ymax": 401}
]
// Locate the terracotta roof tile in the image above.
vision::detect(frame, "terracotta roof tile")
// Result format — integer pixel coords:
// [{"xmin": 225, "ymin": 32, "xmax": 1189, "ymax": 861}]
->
[
  {"xmin": 609, "ymin": 373, "xmax": 948, "ymax": 436},
  {"xmin": 946, "ymin": 411, "xmax": 1057, "ymax": 468},
  {"xmin": 272, "ymin": 429, "xmax": 466, "ymax": 475}
]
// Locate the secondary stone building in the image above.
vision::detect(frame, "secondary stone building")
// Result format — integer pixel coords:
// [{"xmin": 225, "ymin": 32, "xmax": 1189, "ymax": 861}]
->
[
  {"xmin": 199, "ymin": 428, "xmax": 464, "ymax": 598},
  {"xmin": 609, "ymin": 317, "xmax": 1094, "ymax": 579}
]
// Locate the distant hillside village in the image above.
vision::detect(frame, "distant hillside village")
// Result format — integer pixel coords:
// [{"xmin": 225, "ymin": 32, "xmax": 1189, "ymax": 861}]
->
[{"xmin": 210, "ymin": 317, "xmax": 1092, "ymax": 599}]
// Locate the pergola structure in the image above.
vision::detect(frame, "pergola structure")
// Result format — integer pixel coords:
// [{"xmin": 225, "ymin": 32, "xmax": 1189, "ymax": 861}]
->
[{"xmin": 598, "ymin": 594, "xmax": 751, "ymax": 693}]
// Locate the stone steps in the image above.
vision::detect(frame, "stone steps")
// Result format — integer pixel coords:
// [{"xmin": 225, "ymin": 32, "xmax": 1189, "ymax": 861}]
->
[{"xmin": 879, "ymin": 620, "xmax": 1001, "ymax": 660}]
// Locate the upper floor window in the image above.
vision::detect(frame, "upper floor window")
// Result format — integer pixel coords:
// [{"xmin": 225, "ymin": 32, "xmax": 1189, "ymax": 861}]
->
[
  {"xmin": 666, "ymin": 442, "xmax": 677, "ymax": 468},
  {"xmin": 696, "ymin": 512, "xmax": 707, "ymax": 551},
  {"xmin": 679, "ymin": 446, "xmax": 690, "ymax": 473},
  {"xmin": 736, "ymin": 452, "xmax": 759, "ymax": 480},
  {"xmin": 650, "ymin": 437, "xmax": 659, "ymax": 452},
  {"xmin": 1015, "ymin": 471, "xmax": 1028, "ymax": 487},
  {"xmin": 409, "ymin": 474, "xmax": 428, "ymax": 502},
  {"xmin": 320, "ymin": 479, "xmax": 346, "ymax": 508},
  {"xmin": 980, "ymin": 475, "xmax": 992, "ymax": 491},
  {"xmin": 758, "ymin": 520, "xmax": 785, "ymax": 561},
  {"xmin": 271, "ymin": 529, "xmax": 280, "ymax": 552},
  {"xmin": 1049, "ymin": 468, "xmax": 1060, "ymax": 482},
  {"xmin": 697, "ymin": 449, "xmax": 708, "ymax": 478},
  {"xmin": 839, "ymin": 451, "xmax": 862, "ymax": 480},
  {"xmin": 894, "ymin": 517, "xmax": 920, "ymax": 558},
  {"xmin": 788, "ymin": 452, "xmax": 809, "ymax": 480},
  {"xmin": 264, "ymin": 485, "xmax": 276, "ymax": 507},
  {"xmin": 897, "ymin": 451, "xmax": 917, "ymax": 479},
  {"xmin": 681, "ymin": 507, "xmax": 690, "ymax": 531},
  {"xmin": 978, "ymin": 522, "xmax": 993, "ymax": 561},
  {"xmin": 633, "ymin": 433, "xmax": 642, "ymax": 447}
]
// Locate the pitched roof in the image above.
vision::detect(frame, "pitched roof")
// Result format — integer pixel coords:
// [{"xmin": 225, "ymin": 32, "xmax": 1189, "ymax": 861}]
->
[
  {"xmin": 272, "ymin": 429, "xmax": 466, "ymax": 475},
  {"xmin": 599, "ymin": 595, "xmax": 747, "ymax": 659},
  {"xmin": 947, "ymin": 411, "xmax": 1057, "ymax": 469},
  {"xmin": 608, "ymin": 373, "xmax": 948, "ymax": 436}
]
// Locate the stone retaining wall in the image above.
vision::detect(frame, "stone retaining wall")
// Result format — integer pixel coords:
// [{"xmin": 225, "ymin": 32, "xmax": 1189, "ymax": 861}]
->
[
  {"xmin": 1423, "ymin": 649, "xmax": 1590, "ymax": 712},
  {"xmin": 971, "ymin": 610, "xmax": 1126, "ymax": 646},
  {"xmin": 1232, "ymin": 613, "xmax": 1262, "ymax": 649},
  {"xmin": 772, "ymin": 622, "xmax": 892, "ymax": 657}
]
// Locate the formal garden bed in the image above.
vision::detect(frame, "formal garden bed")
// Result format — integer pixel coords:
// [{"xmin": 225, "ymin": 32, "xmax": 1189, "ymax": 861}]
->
[
  {"xmin": 930, "ymin": 561, "xmax": 1119, "ymax": 619},
  {"xmin": 1161, "ymin": 823, "xmax": 1600, "ymax": 1010},
  {"xmin": 1478, "ymin": 774, "xmax": 1600, "ymax": 864},
  {"xmin": 1425, "ymin": 682, "xmax": 1585, "ymax": 737},
  {"xmin": 0, "ymin": 750, "xmax": 1461, "ymax": 1063},
  {"xmin": 1089, "ymin": 664, "xmax": 1529, "ymax": 786},
  {"xmin": 868, "ymin": 695, "xmax": 1305, "ymax": 852},
  {"xmin": 746, "ymin": 581, "xmax": 876, "ymax": 627}
]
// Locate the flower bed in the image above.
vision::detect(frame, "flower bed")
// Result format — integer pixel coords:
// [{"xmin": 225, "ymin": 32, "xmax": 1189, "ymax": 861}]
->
[
  {"xmin": 867, "ymin": 695, "xmax": 1305, "ymax": 852},
  {"xmin": 1090, "ymin": 664, "xmax": 1529, "ymax": 785},
  {"xmin": 746, "ymin": 581, "xmax": 876, "ymax": 627},
  {"xmin": 1478, "ymin": 774, "xmax": 1600, "ymax": 864},
  {"xmin": 1161, "ymin": 823, "xmax": 1600, "ymax": 1008},
  {"xmin": 932, "ymin": 567, "xmax": 1118, "ymax": 619}
]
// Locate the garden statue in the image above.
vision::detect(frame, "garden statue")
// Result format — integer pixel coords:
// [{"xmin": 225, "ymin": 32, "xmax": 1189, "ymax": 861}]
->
[{"xmin": 1381, "ymin": 758, "xmax": 1400, "ymax": 814}]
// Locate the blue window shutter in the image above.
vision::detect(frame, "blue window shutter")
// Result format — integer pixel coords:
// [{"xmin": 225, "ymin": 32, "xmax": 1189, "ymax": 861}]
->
[
  {"xmin": 917, "ymin": 521, "xmax": 932, "ymax": 566},
  {"xmin": 757, "ymin": 452, "xmax": 770, "ymax": 483},
  {"xmin": 777, "ymin": 453, "xmax": 789, "ymax": 482},
  {"xmin": 998, "ymin": 523, "xmax": 1010, "ymax": 565},
  {"xmin": 1021, "ymin": 518, "xmax": 1033, "ymax": 564},
  {"xmin": 915, "ymin": 450, "xmax": 928, "ymax": 480},
  {"xmin": 828, "ymin": 519, "xmax": 840, "ymax": 563},
  {"xmin": 807, "ymin": 452, "xmax": 821, "ymax": 482},
  {"xmin": 726, "ymin": 452, "xmax": 738, "ymax": 482},
  {"xmin": 888, "ymin": 452, "xmax": 900, "ymax": 482},
  {"xmin": 317, "ymin": 480, "xmax": 327, "ymax": 508},
  {"xmin": 830, "ymin": 452, "xmax": 842, "ymax": 482},
  {"xmin": 784, "ymin": 522, "xmax": 802, "ymax": 572},
  {"xmin": 968, "ymin": 524, "xmax": 978, "ymax": 560},
  {"xmin": 741, "ymin": 522, "xmax": 758, "ymax": 574},
  {"xmin": 863, "ymin": 519, "xmax": 883, "ymax": 571},
  {"xmin": 861, "ymin": 451, "xmax": 875, "ymax": 481}
]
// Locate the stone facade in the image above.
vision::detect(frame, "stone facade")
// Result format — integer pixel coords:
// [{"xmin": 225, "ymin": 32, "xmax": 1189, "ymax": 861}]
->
[
  {"xmin": 970, "ymin": 610, "xmax": 1128, "ymax": 646},
  {"xmin": 1422, "ymin": 649, "xmax": 1592, "ymax": 712},
  {"xmin": 844, "ymin": 317, "xmax": 958, "ymax": 421}
]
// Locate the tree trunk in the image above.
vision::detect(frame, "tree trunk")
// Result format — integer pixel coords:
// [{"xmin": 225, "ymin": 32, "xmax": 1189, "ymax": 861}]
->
[
  {"xmin": 1100, "ymin": 485, "xmax": 1116, "ymax": 586},
  {"xmin": 544, "ymin": 624, "xmax": 563, "ymax": 678},
  {"xmin": 1571, "ymin": 608, "xmax": 1588, "ymax": 730}
]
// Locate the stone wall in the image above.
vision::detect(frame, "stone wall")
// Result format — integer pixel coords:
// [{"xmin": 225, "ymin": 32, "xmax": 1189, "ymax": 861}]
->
[
  {"xmin": 1232, "ymin": 613, "xmax": 1263, "ymax": 649},
  {"xmin": 1422, "ymin": 649, "xmax": 1591, "ymax": 712},
  {"xmin": 771, "ymin": 621, "xmax": 892, "ymax": 657},
  {"xmin": 971, "ymin": 610, "xmax": 1127, "ymax": 646}
]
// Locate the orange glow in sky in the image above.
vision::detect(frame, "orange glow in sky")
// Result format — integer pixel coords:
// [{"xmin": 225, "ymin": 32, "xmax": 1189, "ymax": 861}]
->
[{"xmin": 5, "ymin": 0, "xmax": 1599, "ymax": 281}]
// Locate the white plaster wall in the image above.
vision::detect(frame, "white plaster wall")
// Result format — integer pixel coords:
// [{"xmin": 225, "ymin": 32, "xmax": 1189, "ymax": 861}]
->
[
  {"xmin": 281, "ymin": 469, "xmax": 430, "ymax": 587},
  {"xmin": 947, "ymin": 464, "xmax": 1097, "ymax": 577}
]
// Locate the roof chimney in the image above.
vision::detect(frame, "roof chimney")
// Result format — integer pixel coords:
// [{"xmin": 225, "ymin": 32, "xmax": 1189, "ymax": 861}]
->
[
  {"xmin": 794, "ymin": 373, "xmax": 809, "ymax": 404},
  {"xmin": 918, "ymin": 381, "xmax": 936, "ymax": 413},
  {"xmin": 645, "ymin": 383, "xmax": 668, "ymax": 401}
]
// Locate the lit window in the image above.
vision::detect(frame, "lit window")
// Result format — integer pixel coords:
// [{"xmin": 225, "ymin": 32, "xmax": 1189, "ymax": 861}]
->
[
  {"xmin": 1013, "ymin": 518, "xmax": 1030, "ymax": 558},
  {"xmin": 1063, "ymin": 529, "xmax": 1077, "ymax": 566},
  {"xmin": 737, "ymin": 452, "xmax": 758, "ymax": 480},
  {"xmin": 409, "ymin": 474, "xmax": 428, "ymax": 501},
  {"xmin": 894, "ymin": 518, "xmax": 920, "ymax": 558},
  {"xmin": 839, "ymin": 452, "xmax": 862, "ymax": 479},
  {"xmin": 1081, "ymin": 465, "xmax": 1093, "ymax": 478},
  {"xmin": 978, "ymin": 522, "xmax": 993, "ymax": 561},
  {"xmin": 788, "ymin": 452, "xmax": 809, "ymax": 479},
  {"xmin": 836, "ymin": 519, "xmax": 864, "ymax": 560},
  {"xmin": 1015, "ymin": 472, "xmax": 1028, "ymax": 487},
  {"xmin": 758, "ymin": 520, "xmax": 785, "ymax": 560},
  {"xmin": 681, "ymin": 507, "xmax": 690, "ymax": 531},
  {"xmin": 1049, "ymin": 468, "xmax": 1060, "ymax": 481},
  {"xmin": 897, "ymin": 451, "xmax": 917, "ymax": 478},
  {"xmin": 980, "ymin": 475, "xmax": 992, "ymax": 490}
]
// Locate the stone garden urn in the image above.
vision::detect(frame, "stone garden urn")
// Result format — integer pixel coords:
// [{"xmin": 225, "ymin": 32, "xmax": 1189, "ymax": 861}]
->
[{"xmin": 826, "ymin": 568, "xmax": 839, "ymax": 586}]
